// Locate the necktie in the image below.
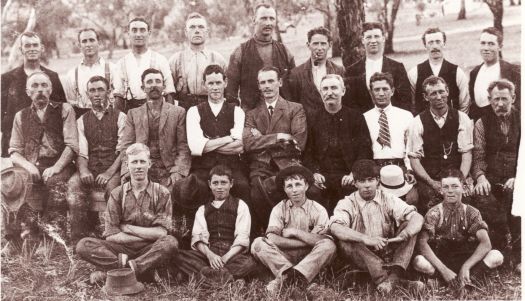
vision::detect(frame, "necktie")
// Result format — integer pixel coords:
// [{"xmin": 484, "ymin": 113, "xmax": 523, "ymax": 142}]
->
[
  {"xmin": 377, "ymin": 109, "xmax": 391, "ymax": 148},
  {"xmin": 268, "ymin": 105, "xmax": 274, "ymax": 117}
]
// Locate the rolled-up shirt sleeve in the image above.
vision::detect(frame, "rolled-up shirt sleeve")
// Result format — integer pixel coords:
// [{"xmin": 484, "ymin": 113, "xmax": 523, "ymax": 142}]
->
[
  {"xmin": 422, "ymin": 207, "xmax": 440, "ymax": 238},
  {"xmin": 62, "ymin": 104, "xmax": 79, "ymax": 155},
  {"xmin": 103, "ymin": 189, "xmax": 123, "ymax": 238},
  {"xmin": 77, "ymin": 118, "xmax": 89, "ymax": 159},
  {"xmin": 389, "ymin": 194, "xmax": 417, "ymax": 226},
  {"xmin": 408, "ymin": 116, "xmax": 425, "ymax": 159},
  {"xmin": 151, "ymin": 187, "xmax": 173, "ymax": 232},
  {"xmin": 8, "ymin": 113, "xmax": 24, "ymax": 155},
  {"xmin": 191, "ymin": 205, "xmax": 210, "ymax": 250},
  {"xmin": 231, "ymin": 106, "xmax": 245, "ymax": 140},
  {"xmin": 329, "ymin": 197, "xmax": 352, "ymax": 229},
  {"xmin": 311, "ymin": 203, "xmax": 330, "ymax": 235},
  {"xmin": 116, "ymin": 112, "xmax": 127, "ymax": 154},
  {"xmin": 457, "ymin": 111, "xmax": 473, "ymax": 153},
  {"xmin": 266, "ymin": 204, "xmax": 285, "ymax": 236},
  {"xmin": 231, "ymin": 200, "xmax": 251, "ymax": 249},
  {"xmin": 186, "ymin": 106, "xmax": 209, "ymax": 156}
]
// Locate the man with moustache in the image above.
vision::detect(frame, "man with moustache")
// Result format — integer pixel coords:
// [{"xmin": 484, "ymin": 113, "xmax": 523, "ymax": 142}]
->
[
  {"xmin": 286, "ymin": 26, "xmax": 345, "ymax": 121},
  {"xmin": 226, "ymin": 3, "xmax": 295, "ymax": 111},
  {"xmin": 113, "ymin": 18, "xmax": 175, "ymax": 113},
  {"xmin": 408, "ymin": 76, "xmax": 473, "ymax": 214},
  {"xmin": 243, "ymin": 66, "xmax": 307, "ymax": 232},
  {"xmin": 363, "ymin": 72, "xmax": 417, "ymax": 204},
  {"xmin": 119, "ymin": 68, "xmax": 191, "ymax": 192},
  {"xmin": 469, "ymin": 27, "xmax": 521, "ymax": 120},
  {"xmin": 186, "ymin": 64, "xmax": 250, "ymax": 202},
  {"xmin": 408, "ymin": 28, "xmax": 470, "ymax": 114},
  {"xmin": 66, "ymin": 76, "xmax": 127, "ymax": 242},
  {"xmin": 471, "ymin": 79, "xmax": 520, "ymax": 255},
  {"xmin": 304, "ymin": 74, "xmax": 372, "ymax": 213},
  {"xmin": 2, "ymin": 31, "xmax": 66, "ymax": 157},
  {"xmin": 413, "ymin": 168, "xmax": 504, "ymax": 288},
  {"xmin": 330, "ymin": 159, "xmax": 424, "ymax": 293},
  {"xmin": 8, "ymin": 72, "xmax": 78, "ymax": 239},
  {"xmin": 76, "ymin": 143, "xmax": 179, "ymax": 284},
  {"xmin": 343, "ymin": 22, "xmax": 411, "ymax": 113},
  {"xmin": 169, "ymin": 13, "xmax": 227, "ymax": 111},
  {"xmin": 172, "ymin": 165, "xmax": 258, "ymax": 287},
  {"xmin": 63, "ymin": 28, "xmax": 118, "ymax": 118}
]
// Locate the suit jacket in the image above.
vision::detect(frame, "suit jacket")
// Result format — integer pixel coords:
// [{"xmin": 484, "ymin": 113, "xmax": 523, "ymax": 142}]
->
[
  {"xmin": 469, "ymin": 60, "xmax": 521, "ymax": 120},
  {"xmin": 119, "ymin": 102, "xmax": 191, "ymax": 177},
  {"xmin": 343, "ymin": 56, "xmax": 412, "ymax": 113},
  {"xmin": 243, "ymin": 96, "xmax": 307, "ymax": 173},
  {"xmin": 286, "ymin": 59, "xmax": 345, "ymax": 120}
]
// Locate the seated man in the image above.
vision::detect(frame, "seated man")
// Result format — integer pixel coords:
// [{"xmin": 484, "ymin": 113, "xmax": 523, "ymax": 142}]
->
[
  {"xmin": 76, "ymin": 143, "xmax": 178, "ymax": 283},
  {"xmin": 330, "ymin": 159, "xmax": 424, "ymax": 293},
  {"xmin": 413, "ymin": 168, "xmax": 503, "ymax": 287},
  {"xmin": 9, "ymin": 71, "xmax": 78, "ymax": 240},
  {"xmin": 67, "ymin": 75, "xmax": 126, "ymax": 242},
  {"xmin": 251, "ymin": 165, "xmax": 336, "ymax": 294},
  {"xmin": 172, "ymin": 165, "xmax": 257, "ymax": 287}
]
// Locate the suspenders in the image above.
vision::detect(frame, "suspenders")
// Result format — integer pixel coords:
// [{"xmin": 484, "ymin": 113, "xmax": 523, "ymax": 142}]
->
[
  {"xmin": 74, "ymin": 61, "xmax": 111, "ymax": 103},
  {"xmin": 121, "ymin": 52, "xmax": 157, "ymax": 100},
  {"xmin": 121, "ymin": 182, "xmax": 161, "ymax": 209}
]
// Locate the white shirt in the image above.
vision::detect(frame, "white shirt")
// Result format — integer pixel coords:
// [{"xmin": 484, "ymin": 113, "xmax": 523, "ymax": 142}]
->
[
  {"xmin": 311, "ymin": 60, "xmax": 327, "ymax": 92},
  {"xmin": 407, "ymin": 60, "xmax": 470, "ymax": 113},
  {"xmin": 473, "ymin": 62, "xmax": 501, "ymax": 107},
  {"xmin": 191, "ymin": 199, "xmax": 251, "ymax": 251},
  {"xmin": 186, "ymin": 100, "xmax": 245, "ymax": 156},
  {"xmin": 64, "ymin": 57, "xmax": 117, "ymax": 109},
  {"xmin": 364, "ymin": 104, "xmax": 414, "ymax": 169},
  {"xmin": 113, "ymin": 49, "xmax": 175, "ymax": 100},
  {"xmin": 365, "ymin": 57, "xmax": 383, "ymax": 90},
  {"xmin": 77, "ymin": 107, "xmax": 127, "ymax": 159}
]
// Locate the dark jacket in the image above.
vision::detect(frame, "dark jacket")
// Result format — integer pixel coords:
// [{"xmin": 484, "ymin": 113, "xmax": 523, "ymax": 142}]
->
[
  {"xmin": 343, "ymin": 56, "xmax": 412, "ymax": 114},
  {"xmin": 1, "ymin": 65, "xmax": 66, "ymax": 156},
  {"xmin": 304, "ymin": 106, "xmax": 373, "ymax": 173},
  {"xmin": 286, "ymin": 59, "xmax": 345, "ymax": 120},
  {"xmin": 469, "ymin": 60, "xmax": 521, "ymax": 120}
]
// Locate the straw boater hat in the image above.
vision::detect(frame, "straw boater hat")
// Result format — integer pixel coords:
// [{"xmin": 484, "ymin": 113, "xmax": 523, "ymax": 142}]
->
[
  {"xmin": 1, "ymin": 158, "xmax": 29, "ymax": 212},
  {"xmin": 103, "ymin": 268, "xmax": 144, "ymax": 296},
  {"xmin": 378, "ymin": 165, "xmax": 413, "ymax": 197}
]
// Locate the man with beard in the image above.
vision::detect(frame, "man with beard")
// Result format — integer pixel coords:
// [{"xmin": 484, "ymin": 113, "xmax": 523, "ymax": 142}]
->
[
  {"xmin": 119, "ymin": 68, "xmax": 191, "ymax": 192},
  {"xmin": 113, "ymin": 18, "xmax": 175, "ymax": 113},
  {"xmin": 469, "ymin": 27, "xmax": 521, "ymax": 120},
  {"xmin": 169, "ymin": 13, "xmax": 227, "ymax": 111},
  {"xmin": 471, "ymin": 79, "xmax": 520, "ymax": 257},
  {"xmin": 63, "ymin": 28, "xmax": 117, "ymax": 118},
  {"xmin": 226, "ymin": 3, "xmax": 295, "ymax": 111},
  {"xmin": 304, "ymin": 74, "xmax": 372, "ymax": 213},
  {"xmin": 408, "ymin": 28, "xmax": 470, "ymax": 114},
  {"xmin": 343, "ymin": 22, "xmax": 411, "ymax": 114},
  {"xmin": 408, "ymin": 76, "xmax": 473, "ymax": 214},
  {"xmin": 76, "ymin": 143, "xmax": 179, "ymax": 284},
  {"xmin": 2, "ymin": 31, "xmax": 66, "ymax": 157},
  {"xmin": 8, "ymin": 72, "xmax": 78, "ymax": 239},
  {"xmin": 286, "ymin": 27, "xmax": 345, "ymax": 121},
  {"xmin": 66, "ymin": 76, "xmax": 127, "ymax": 242}
]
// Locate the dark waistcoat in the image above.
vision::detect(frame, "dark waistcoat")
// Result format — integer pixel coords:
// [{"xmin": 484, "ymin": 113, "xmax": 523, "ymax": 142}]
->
[
  {"xmin": 204, "ymin": 196, "xmax": 239, "ymax": 256},
  {"xmin": 415, "ymin": 59, "xmax": 459, "ymax": 114},
  {"xmin": 83, "ymin": 107, "xmax": 120, "ymax": 175}
]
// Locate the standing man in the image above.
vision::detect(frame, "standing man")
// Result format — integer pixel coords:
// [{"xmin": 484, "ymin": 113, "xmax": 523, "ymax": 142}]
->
[
  {"xmin": 251, "ymin": 166, "xmax": 336, "ymax": 295},
  {"xmin": 226, "ymin": 3, "xmax": 295, "ymax": 111},
  {"xmin": 343, "ymin": 22, "xmax": 411, "ymax": 113},
  {"xmin": 472, "ymin": 79, "xmax": 520, "ymax": 254},
  {"xmin": 1, "ymin": 31, "xmax": 66, "ymax": 157},
  {"xmin": 113, "ymin": 18, "xmax": 175, "ymax": 113},
  {"xmin": 63, "ymin": 28, "xmax": 117, "ymax": 118},
  {"xmin": 67, "ymin": 76, "xmax": 127, "ymax": 242},
  {"xmin": 119, "ymin": 68, "xmax": 191, "ymax": 191},
  {"xmin": 286, "ymin": 26, "xmax": 345, "ymax": 121},
  {"xmin": 469, "ymin": 27, "xmax": 521, "ymax": 120},
  {"xmin": 76, "ymin": 143, "xmax": 179, "ymax": 283},
  {"xmin": 363, "ymin": 72, "xmax": 417, "ymax": 204},
  {"xmin": 304, "ymin": 74, "xmax": 372, "ymax": 213},
  {"xmin": 8, "ymin": 72, "xmax": 78, "ymax": 238},
  {"xmin": 408, "ymin": 27, "xmax": 470, "ymax": 114},
  {"xmin": 186, "ymin": 64, "xmax": 250, "ymax": 202},
  {"xmin": 330, "ymin": 160, "xmax": 424, "ymax": 294},
  {"xmin": 169, "ymin": 13, "xmax": 227, "ymax": 111},
  {"xmin": 173, "ymin": 165, "xmax": 257, "ymax": 287},
  {"xmin": 243, "ymin": 66, "xmax": 307, "ymax": 232},
  {"xmin": 408, "ymin": 76, "xmax": 473, "ymax": 214}
]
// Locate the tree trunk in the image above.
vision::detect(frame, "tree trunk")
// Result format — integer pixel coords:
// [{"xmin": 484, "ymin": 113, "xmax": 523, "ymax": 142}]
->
[
  {"xmin": 484, "ymin": 0, "xmax": 504, "ymax": 32},
  {"xmin": 7, "ymin": 7, "xmax": 36, "ymax": 70},
  {"xmin": 336, "ymin": 0, "xmax": 365, "ymax": 68},
  {"xmin": 383, "ymin": 0, "xmax": 401, "ymax": 54},
  {"xmin": 458, "ymin": 0, "xmax": 467, "ymax": 19},
  {"xmin": 509, "ymin": 0, "xmax": 516, "ymax": 5}
]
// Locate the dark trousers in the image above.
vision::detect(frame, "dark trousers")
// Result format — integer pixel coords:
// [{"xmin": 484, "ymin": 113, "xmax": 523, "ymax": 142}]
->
[
  {"xmin": 76, "ymin": 235, "xmax": 178, "ymax": 275},
  {"xmin": 307, "ymin": 171, "xmax": 355, "ymax": 215}
]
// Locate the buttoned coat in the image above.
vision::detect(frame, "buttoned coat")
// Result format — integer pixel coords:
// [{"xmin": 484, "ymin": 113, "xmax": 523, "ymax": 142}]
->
[{"xmin": 119, "ymin": 102, "xmax": 191, "ymax": 177}]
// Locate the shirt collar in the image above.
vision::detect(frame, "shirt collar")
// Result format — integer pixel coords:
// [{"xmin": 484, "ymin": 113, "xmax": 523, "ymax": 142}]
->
[
  {"xmin": 80, "ymin": 56, "xmax": 103, "ymax": 66},
  {"xmin": 266, "ymin": 98, "xmax": 278, "ymax": 109},
  {"xmin": 285, "ymin": 198, "xmax": 311, "ymax": 210},
  {"xmin": 91, "ymin": 103, "xmax": 111, "ymax": 115},
  {"xmin": 442, "ymin": 200, "xmax": 463, "ymax": 211},
  {"xmin": 187, "ymin": 47, "xmax": 210, "ymax": 57},
  {"xmin": 430, "ymin": 108, "xmax": 448, "ymax": 121},
  {"xmin": 125, "ymin": 180, "xmax": 154, "ymax": 196},
  {"xmin": 208, "ymin": 99, "xmax": 225, "ymax": 108},
  {"xmin": 375, "ymin": 104, "xmax": 392, "ymax": 112},
  {"xmin": 355, "ymin": 190, "xmax": 381, "ymax": 206}
]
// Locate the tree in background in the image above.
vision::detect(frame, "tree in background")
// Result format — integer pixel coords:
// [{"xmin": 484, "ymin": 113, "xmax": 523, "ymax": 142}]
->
[
  {"xmin": 484, "ymin": 0, "xmax": 503, "ymax": 32},
  {"xmin": 370, "ymin": 0, "xmax": 402, "ymax": 54},
  {"xmin": 458, "ymin": 0, "xmax": 466, "ymax": 20},
  {"xmin": 336, "ymin": 0, "xmax": 365, "ymax": 68}
]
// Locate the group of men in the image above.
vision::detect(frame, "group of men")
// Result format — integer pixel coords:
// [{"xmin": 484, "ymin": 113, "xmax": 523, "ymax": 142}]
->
[{"xmin": 0, "ymin": 2, "xmax": 520, "ymax": 296}]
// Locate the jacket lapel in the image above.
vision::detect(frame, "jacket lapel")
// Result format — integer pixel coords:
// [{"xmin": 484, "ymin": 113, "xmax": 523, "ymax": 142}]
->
[
  {"xmin": 269, "ymin": 97, "xmax": 285, "ymax": 132},
  {"xmin": 159, "ymin": 103, "xmax": 169, "ymax": 134},
  {"xmin": 137, "ymin": 105, "xmax": 149, "ymax": 139},
  {"xmin": 255, "ymin": 104, "xmax": 270, "ymax": 134}
]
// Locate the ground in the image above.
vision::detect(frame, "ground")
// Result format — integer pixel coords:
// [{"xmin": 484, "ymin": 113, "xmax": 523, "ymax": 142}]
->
[{"xmin": 1, "ymin": 2, "xmax": 522, "ymax": 301}]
